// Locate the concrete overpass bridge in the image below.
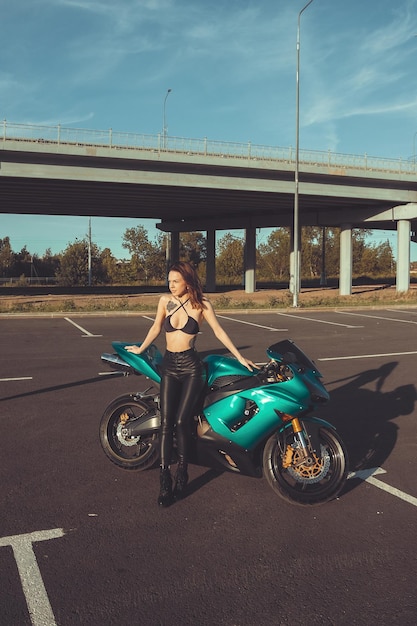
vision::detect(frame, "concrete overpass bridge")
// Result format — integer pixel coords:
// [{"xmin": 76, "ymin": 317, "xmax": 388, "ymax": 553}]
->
[{"xmin": 1, "ymin": 121, "xmax": 417, "ymax": 294}]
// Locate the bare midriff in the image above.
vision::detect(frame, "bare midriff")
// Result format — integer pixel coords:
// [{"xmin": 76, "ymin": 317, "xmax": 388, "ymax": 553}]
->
[{"xmin": 165, "ymin": 329, "xmax": 199, "ymax": 353}]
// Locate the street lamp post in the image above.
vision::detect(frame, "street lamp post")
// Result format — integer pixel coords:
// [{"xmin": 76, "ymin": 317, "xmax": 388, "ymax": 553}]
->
[
  {"xmin": 293, "ymin": 0, "xmax": 314, "ymax": 307},
  {"xmin": 413, "ymin": 130, "xmax": 417, "ymax": 167},
  {"xmin": 163, "ymin": 88, "xmax": 172, "ymax": 149},
  {"xmin": 87, "ymin": 216, "xmax": 92, "ymax": 287}
]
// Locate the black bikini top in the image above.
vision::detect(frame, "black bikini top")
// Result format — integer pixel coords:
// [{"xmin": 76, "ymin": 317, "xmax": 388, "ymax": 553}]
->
[{"xmin": 163, "ymin": 298, "xmax": 200, "ymax": 335}]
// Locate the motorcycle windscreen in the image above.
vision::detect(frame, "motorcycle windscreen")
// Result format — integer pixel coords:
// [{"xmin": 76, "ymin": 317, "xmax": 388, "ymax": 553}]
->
[{"xmin": 266, "ymin": 339, "xmax": 323, "ymax": 377}]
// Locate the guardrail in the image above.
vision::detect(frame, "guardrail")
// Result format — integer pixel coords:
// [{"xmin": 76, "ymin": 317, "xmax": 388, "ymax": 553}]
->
[{"xmin": 1, "ymin": 120, "xmax": 416, "ymax": 175}]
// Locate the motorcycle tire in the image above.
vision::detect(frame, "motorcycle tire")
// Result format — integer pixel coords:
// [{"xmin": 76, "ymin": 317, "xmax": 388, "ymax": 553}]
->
[
  {"xmin": 99, "ymin": 395, "xmax": 159, "ymax": 470},
  {"xmin": 263, "ymin": 425, "xmax": 348, "ymax": 506}
]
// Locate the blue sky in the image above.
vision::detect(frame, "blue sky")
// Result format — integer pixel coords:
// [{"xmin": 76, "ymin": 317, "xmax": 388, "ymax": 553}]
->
[{"xmin": 1, "ymin": 0, "xmax": 417, "ymax": 261}]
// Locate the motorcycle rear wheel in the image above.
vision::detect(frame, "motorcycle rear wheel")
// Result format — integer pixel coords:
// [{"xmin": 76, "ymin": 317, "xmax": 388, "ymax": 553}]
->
[
  {"xmin": 99, "ymin": 397, "xmax": 159, "ymax": 470},
  {"xmin": 263, "ymin": 425, "xmax": 348, "ymax": 505}
]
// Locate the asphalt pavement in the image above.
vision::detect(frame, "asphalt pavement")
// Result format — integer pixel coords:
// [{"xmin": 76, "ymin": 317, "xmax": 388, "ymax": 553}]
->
[{"xmin": 1, "ymin": 307, "xmax": 417, "ymax": 625}]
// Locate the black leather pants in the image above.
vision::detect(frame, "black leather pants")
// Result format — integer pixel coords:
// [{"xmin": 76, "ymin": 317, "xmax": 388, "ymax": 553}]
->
[{"xmin": 159, "ymin": 348, "xmax": 206, "ymax": 467}]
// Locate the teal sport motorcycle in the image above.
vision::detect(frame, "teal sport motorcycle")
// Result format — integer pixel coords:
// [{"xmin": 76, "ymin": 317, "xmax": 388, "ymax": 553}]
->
[{"xmin": 99, "ymin": 339, "xmax": 348, "ymax": 505}]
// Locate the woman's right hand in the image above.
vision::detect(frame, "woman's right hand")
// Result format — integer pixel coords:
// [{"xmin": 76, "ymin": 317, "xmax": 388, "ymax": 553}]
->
[
  {"xmin": 124, "ymin": 345, "xmax": 142, "ymax": 354},
  {"xmin": 238, "ymin": 356, "xmax": 257, "ymax": 372}
]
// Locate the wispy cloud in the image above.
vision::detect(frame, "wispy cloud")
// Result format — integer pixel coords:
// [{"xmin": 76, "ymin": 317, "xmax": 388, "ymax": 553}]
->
[
  {"xmin": 2, "ymin": 0, "xmax": 417, "ymax": 154},
  {"xmin": 304, "ymin": 0, "xmax": 417, "ymax": 134},
  {"xmin": 42, "ymin": 1, "xmax": 295, "ymax": 86}
]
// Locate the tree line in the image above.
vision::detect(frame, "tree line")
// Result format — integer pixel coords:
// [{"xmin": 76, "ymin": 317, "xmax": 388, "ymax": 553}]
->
[{"xmin": 0, "ymin": 226, "xmax": 395, "ymax": 287}]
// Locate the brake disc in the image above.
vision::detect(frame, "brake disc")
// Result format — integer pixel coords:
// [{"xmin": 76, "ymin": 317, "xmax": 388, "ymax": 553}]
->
[
  {"xmin": 116, "ymin": 422, "xmax": 140, "ymax": 447},
  {"xmin": 287, "ymin": 444, "xmax": 331, "ymax": 484}
]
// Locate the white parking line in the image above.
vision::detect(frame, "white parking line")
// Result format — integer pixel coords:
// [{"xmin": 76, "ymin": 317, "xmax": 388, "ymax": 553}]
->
[
  {"xmin": 275, "ymin": 312, "xmax": 362, "ymax": 328},
  {"xmin": 217, "ymin": 315, "xmax": 287, "ymax": 331},
  {"xmin": 0, "ymin": 528, "xmax": 65, "ymax": 626},
  {"xmin": 0, "ymin": 377, "xmax": 33, "ymax": 382},
  {"xmin": 319, "ymin": 350, "xmax": 417, "ymax": 361},
  {"xmin": 337, "ymin": 310, "xmax": 417, "ymax": 324},
  {"xmin": 386, "ymin": 308, "xmax": 417, "ymax": 315},
  {"xmin": 64, "ymin": 317, "xmax": 102, "ymax": 337},
  {"xmin": 348, "ymin": 467, "xmax": 417, "ymax": 508}
]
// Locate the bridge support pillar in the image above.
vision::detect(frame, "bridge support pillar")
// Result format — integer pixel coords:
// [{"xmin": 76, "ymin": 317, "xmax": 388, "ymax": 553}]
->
[
  {"xmin": 396, "ymin": 220, "xmax": 410, "ymax": 293},
  {"xmin": 245, "ymin": 227, "xmax": 256, "ymax": 294},
  {"xmin": 206, "ymin": 229, "xmax": 216, "ymax": 292},
  {"xmin": 340, "ymin": 224, "xmax": 352, "ymax": 295},
  {"xmin": 167, "ymin": 232, "xmax": 180, "ymax": 265}
]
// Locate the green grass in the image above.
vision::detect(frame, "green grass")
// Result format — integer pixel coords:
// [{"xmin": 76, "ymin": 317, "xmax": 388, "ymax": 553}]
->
[{"xmin": 2, "ymin": 289, "xmax": 417, "ymax": 314}]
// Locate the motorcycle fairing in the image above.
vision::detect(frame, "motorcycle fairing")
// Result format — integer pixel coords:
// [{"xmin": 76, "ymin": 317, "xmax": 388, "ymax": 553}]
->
[
  {"xmin": 202, "ymin": 379, "xmax": 318, "ymax": 450},
  {"xmin": 203, "ymin": 354, "xmax": 257, "ymax": 387},
  {"xmin": 193, "ymin": 424, "xmax": 263, "ymax": 477},
  {"xmin": 204, "ymin": 373, "xmax": 264, "ymax": 408},
  {"xmin": 112, "ymin": 342, "xmax": 162, "ymax": 384}
]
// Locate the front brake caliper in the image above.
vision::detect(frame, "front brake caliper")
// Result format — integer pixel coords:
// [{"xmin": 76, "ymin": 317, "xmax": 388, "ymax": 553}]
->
[{"xmin": 282, "ymin": 445, "xmax": 293, "ymax": 468}]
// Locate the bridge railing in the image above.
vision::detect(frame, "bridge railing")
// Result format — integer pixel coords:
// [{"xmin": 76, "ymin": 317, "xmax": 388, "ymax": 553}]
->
[{"xmin": 1, "ymin": 120, "xmax": 416, "ymax": 175}]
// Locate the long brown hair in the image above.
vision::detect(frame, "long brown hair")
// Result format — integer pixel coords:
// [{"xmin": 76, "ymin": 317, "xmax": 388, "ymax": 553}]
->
[{"xmin": 168, "ymin": 261, "xmax": 206, "ymax": 310}]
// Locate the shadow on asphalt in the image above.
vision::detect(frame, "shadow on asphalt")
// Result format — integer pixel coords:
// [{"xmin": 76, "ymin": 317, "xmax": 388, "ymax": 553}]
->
[
  {"xmin": 0, "ymin": 375, "xmax": 110, "ymax": 403},
  {"xmin": 184, "ymin": 468, "xmax": 224, "ymax": 500},
  {"xmin": 321, "ymin": 361, "xmax": 417, "ymax": 498}
]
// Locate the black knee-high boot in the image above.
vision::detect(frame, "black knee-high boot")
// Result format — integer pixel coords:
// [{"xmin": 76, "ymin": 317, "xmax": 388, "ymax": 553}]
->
[
  {"xmin": 158, "ymin": 467, "xmax": 173, "ymax": 507},
  {"xmin": 173, "ymin": 457, "xmax": 188, "ymax": 499}
]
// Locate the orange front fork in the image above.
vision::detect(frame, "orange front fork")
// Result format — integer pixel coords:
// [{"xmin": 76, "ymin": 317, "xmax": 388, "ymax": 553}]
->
[
  {"xmin": 281, "ymin": 416, "xmax": 312, "ymax": 468},
  {"xmin": 291, "ymin": 417, "xmax": 303, "ymax": 433},
  {"xmin": 291, "ymin": 417, "xmax": 311, "ymax": 458}
]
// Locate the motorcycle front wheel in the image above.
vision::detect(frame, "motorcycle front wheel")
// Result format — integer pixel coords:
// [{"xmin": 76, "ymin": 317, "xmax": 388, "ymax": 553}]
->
[
  {"xmin": 263, "ymin": 425, "xmax": 348, "ymax": 505},
  {"xmin": 99, "ymin": 396, "xmax": 159, "ymax": 470}
]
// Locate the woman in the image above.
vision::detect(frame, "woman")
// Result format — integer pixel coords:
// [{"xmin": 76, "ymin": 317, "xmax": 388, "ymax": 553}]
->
[{"xmin": 125, "ymin": 261, "xmax": 255, "ymax": 507}]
